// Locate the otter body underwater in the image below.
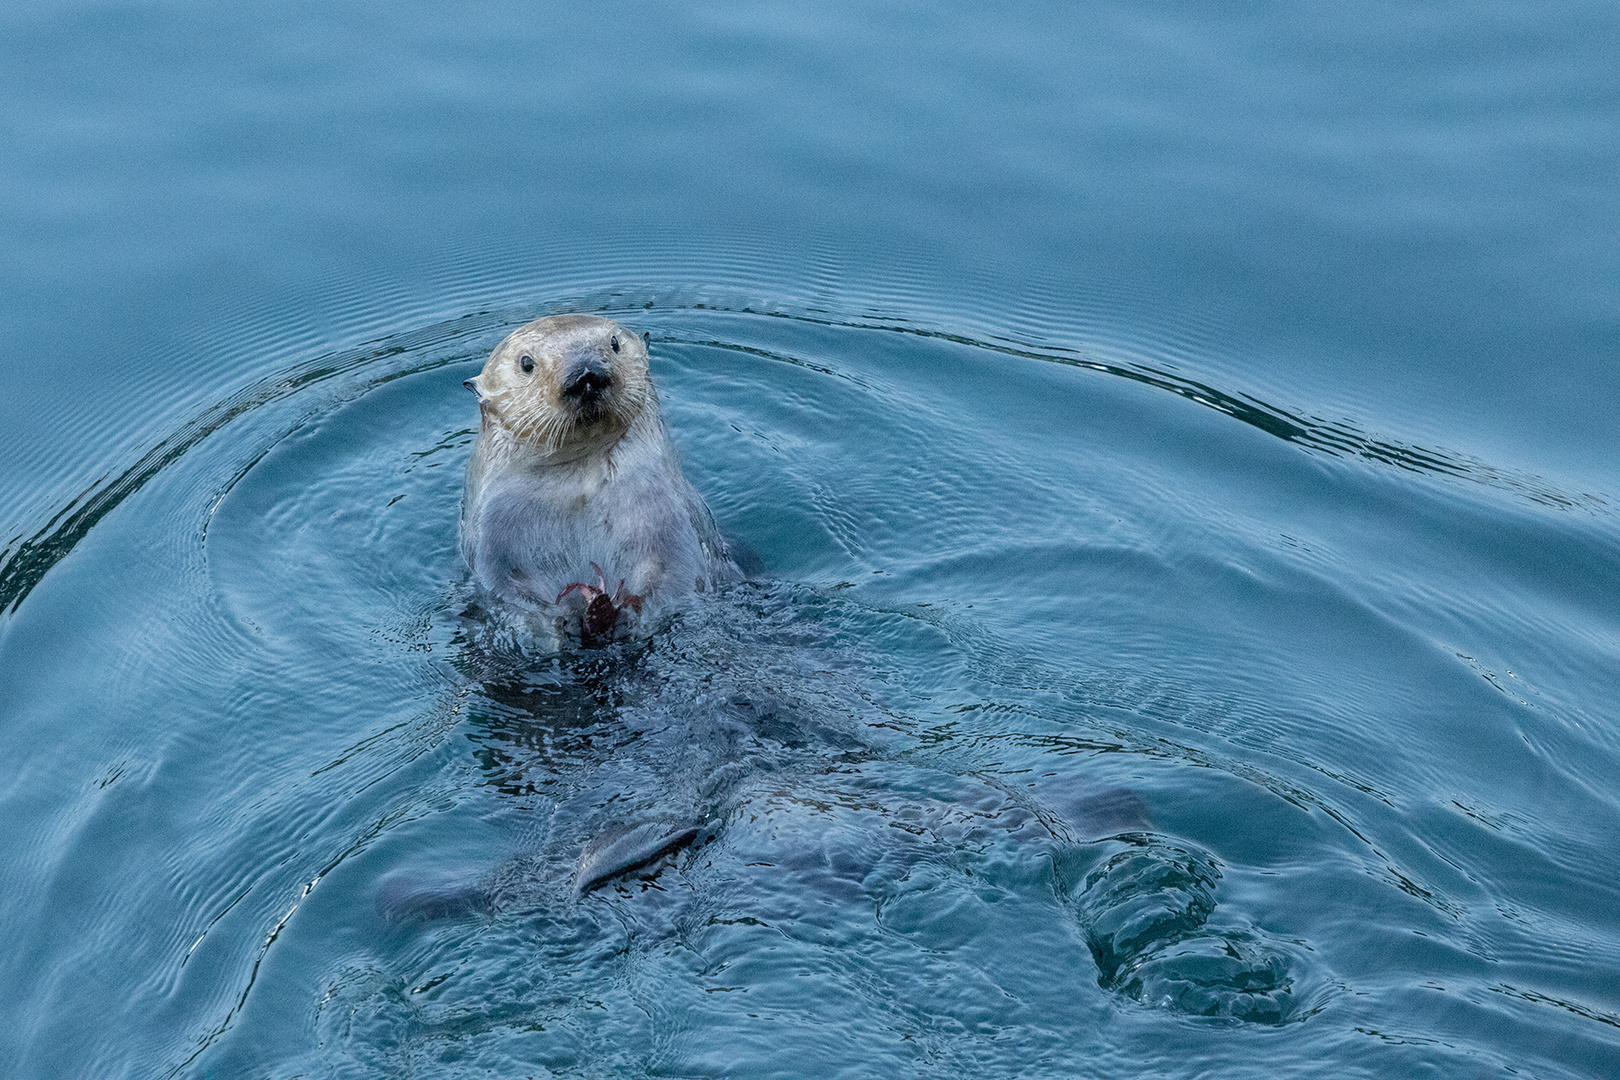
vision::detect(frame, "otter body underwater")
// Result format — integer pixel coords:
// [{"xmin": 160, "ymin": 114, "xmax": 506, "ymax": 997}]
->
[
  {"xmin": 388, "ymin": 317, "xmax": 1310, "ymax": 1021},
  {"xmin": 460, "ymin": 314, "xmax": 744, "ymax": 645}
]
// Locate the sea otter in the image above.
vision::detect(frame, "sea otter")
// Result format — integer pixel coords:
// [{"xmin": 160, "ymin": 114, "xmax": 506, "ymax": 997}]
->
[{"xmin": 459, "ymin": 314, "xmax": 741, "ymax": 644}]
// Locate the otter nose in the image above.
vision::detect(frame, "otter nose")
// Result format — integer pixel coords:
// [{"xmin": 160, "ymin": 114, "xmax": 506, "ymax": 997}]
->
[{"xmin": 561, "ymin": 358, "xmax": 613, "ymax": 401}]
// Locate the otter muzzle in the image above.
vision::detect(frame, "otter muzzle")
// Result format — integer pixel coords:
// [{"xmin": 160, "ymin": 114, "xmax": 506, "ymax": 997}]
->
[{"xmin": 560, "ymin": 356, "xmax": 613, "ymax": 402}]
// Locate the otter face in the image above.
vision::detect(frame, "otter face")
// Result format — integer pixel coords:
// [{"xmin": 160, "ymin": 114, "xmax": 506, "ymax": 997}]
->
[{"xmin": 467, "ymin": 315, "xmax": 651, "ymax": 453}]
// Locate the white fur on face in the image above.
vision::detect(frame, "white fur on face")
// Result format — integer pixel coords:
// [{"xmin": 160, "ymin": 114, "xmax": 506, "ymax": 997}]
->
[{"xmin": 471, "ymin": 315, "xmax": 651, "ymax": 455}]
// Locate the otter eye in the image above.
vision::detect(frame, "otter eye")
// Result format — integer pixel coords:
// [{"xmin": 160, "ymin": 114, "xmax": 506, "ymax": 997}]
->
[
  {"xmin": 610, "ymin": 335, "xmax": 620, "ymax": 353},
  {"xmin": 520, "ymin": 355, "xmax": 534, "ymax": 374}
]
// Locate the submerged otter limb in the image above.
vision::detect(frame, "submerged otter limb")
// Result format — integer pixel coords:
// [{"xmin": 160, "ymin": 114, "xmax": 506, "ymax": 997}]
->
[
  {"xmin": 1066, "ymin": 832, "xmax": 1313, "ymax": 1024},
  {"xmin": 572, "ymin": 820, "xmax": 706, "ymax": 896}
]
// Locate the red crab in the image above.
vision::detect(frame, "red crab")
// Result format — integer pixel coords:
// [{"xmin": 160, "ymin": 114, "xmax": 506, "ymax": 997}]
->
[{"xmin": 557, "ymin": 562, "xmax": 643, "ymax": 646}]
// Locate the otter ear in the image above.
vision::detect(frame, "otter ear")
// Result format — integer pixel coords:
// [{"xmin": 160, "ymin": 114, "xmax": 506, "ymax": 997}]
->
[{"xmin": 463, "ymin": 377, "xmax": 482, "ymax": 398}]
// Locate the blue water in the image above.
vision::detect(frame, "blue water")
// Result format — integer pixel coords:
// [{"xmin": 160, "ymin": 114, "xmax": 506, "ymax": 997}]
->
[{"xmin": 3, "ymin": 2, "xmax": 1618, "ymax": 1077}]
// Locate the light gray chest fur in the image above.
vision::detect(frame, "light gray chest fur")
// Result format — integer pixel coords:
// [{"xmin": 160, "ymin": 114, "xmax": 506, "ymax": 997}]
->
[{"xmin": 460, "ymin": 417, "xmax": 733, "ymax": 612}]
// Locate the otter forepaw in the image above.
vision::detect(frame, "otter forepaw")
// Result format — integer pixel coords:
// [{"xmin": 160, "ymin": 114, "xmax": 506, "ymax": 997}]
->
[{"xmin": 557, "ymin": 562, "xmax": 644, "ymax": 646}]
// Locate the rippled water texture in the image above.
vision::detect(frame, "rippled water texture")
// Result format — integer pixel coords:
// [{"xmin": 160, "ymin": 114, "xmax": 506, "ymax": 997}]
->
[
  {"xmin": 4, "ymin": 297, "xmax": 1616, "ymax": 1077},
  {"xmin": 3, "ymin": 2, "xmax": 1618, "ymax": 1078}
]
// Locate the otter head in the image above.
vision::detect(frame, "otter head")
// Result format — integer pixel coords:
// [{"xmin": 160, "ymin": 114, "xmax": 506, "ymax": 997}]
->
[{"xmin": 466, "ymin": 315, "xmax": 652, "ymax": 458}]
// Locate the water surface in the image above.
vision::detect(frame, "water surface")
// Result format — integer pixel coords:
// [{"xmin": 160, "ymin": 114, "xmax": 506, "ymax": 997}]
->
[{"xmin": 2, "ymin": 3, "xmax": 1617, "ymax": 1078}]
